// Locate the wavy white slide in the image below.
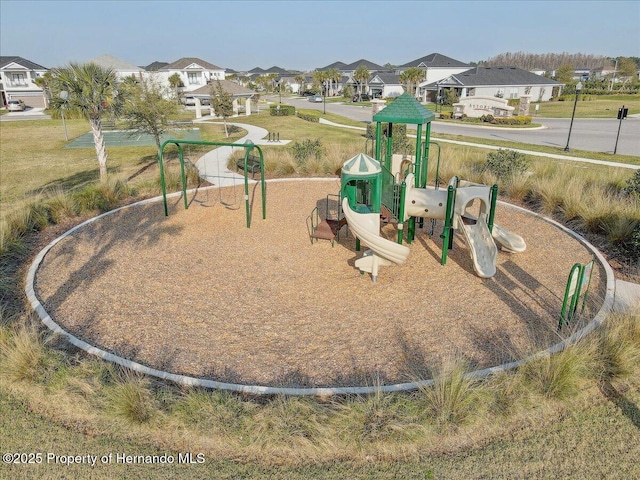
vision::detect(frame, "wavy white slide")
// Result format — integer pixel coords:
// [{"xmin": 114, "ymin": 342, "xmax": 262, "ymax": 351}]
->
[
  {"xmin": 462, "ymin": 214, "xmax": 526, "ymax": 253},
  {"xmin": 342, "ymin": 198, "xmax": 410, "ymax": 281},
  {"xmin": 457, "ymin": 214, "xmax": 498, "ymax": 278}
]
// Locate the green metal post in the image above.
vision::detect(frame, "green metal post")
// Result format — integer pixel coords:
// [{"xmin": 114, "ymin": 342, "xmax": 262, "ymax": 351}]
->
[
  {"xmin": 178, "ymin": 145, "xmax": 188, "ymax": 211},
  {"xmin": 414, "ymin": 123, "xmax": 422, "ymax": 188},
  {"xmin": 488, "ymin": 184, "xmax": 498, "ymax": 233},
  {"xmin": 385, "ymin": 123, "xmax": 393, "ymax": 171},
  {"xmin": 243, "ymin": 148, "xmax": 251, "ymax": 228},
  {"xmin": 375, "ymin": 122, "xmax": 382, "ymax": 161},
  {"xmin": 431, "ymin": 142, "xmax": 441, "ymax": 189},
  {"xmin": 408, "ymin": 217, "xmax": 415, "ymax": 244},
  {"xmin": 258, "ymin": 147, "xmax": 266, "ymax": 220},
  {"xmin": 158, "ymin": 150, "xmax": 168, "ymax": 216},
  {"xmin": 423, "ymin": 123, "xmax": 431, "ymax": 188},
  {"xmin": 440, "ymin": 184, "xmax": 455, "ymax": 265},
  {"xmin": 397, "ymin": 181, "xmax": 407, "ymax": 244}
]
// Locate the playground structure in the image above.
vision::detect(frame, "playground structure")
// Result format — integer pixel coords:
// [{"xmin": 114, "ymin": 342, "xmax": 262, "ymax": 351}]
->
[
  {"xmin": 157, "ymin": 138, "xmax": 267, "ymax": 227},
  {"xmin": 310, "ymin": 93, "xmax": 526, "ymax": 281}
]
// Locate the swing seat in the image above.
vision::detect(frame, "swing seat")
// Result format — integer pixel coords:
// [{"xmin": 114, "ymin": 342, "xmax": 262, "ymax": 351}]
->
[{"xmin": 236, "ymin": 155, "xmax": 262, "ymax": 178}]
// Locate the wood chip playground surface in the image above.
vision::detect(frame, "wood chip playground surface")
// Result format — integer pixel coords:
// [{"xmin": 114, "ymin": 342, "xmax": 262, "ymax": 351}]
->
[{"xmin": 34, "ymin": 180, "xmax": 606, "ymax": 389}]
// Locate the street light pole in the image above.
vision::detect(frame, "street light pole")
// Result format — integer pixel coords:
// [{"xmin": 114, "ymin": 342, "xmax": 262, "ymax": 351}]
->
[
  {"xmin": 60, "ymin": 90, "xmax": 69, "ymax": 141},
  {"xmin": 564, "ymin": 81, "xmax": 582, "ymax": 152}
]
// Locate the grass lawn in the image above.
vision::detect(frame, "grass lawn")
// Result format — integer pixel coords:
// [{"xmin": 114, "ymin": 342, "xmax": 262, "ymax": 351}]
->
[
  {"xmin": 534, "ymin": 94, "xmax": 640, "ymax": 118},
  {"xmin": 1, "ymin": 380, "xmax": 638, "ymax": 479},
  {"xmin": 0, "ymin": 118, "xmax": 245, "ymax": 216}
]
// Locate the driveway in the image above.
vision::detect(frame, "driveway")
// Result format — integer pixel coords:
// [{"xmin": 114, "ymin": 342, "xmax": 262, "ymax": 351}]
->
[{"xmin": 0, "ymin": 107, "xmax": 50, "ymax": 121}]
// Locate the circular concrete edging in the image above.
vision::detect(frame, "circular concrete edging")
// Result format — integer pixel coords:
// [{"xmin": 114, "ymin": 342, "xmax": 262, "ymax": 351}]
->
[{"xmin": 25, "ymin": 179, "xmax": 616, "ymax": 396}]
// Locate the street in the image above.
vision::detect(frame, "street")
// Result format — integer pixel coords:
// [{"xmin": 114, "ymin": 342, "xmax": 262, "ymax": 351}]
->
[{"xmin": 275, "ymin": 96, "xmax": 640, "ymax": 157}]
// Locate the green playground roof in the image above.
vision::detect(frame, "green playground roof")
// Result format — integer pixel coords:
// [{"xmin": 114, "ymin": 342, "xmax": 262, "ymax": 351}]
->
[
  {"xmin": 342, "ymin": 152, "xmax": 381, "ymax": 175},
  {"xmin": 373, "ymin": 93, "xmax": 435, "ymax": 125}
]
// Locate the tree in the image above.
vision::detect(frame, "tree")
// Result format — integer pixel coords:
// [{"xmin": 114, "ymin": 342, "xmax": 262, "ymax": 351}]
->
[
  {"xmin": 313, "ymin": 70, "xmax": 329, "ymax": 95},
  {"xmin": 168, "ymin": 73, "xmax": 183, "ymax": 104},
  {"xmin": 294, "ymin": 74, "xmax": 305, "ymax": 94},
  {"xmin": 34, "ymin": 71, "xmax": 54, "ymax": 108},
  {"xmin": 49, "ymin": 62, "xmax": 123, "ymax": 180},
  {"xmin": 353, "ymin": 65, "xmax": 370, "ymax": 101},
  {"xmin": 617, "ymin": 57, "xmax": 638, "ymax": 84},
  {"xmin": 210, "ymin": 80, "xmax": 234, "ymax": 137},
  {"xmin": 121, "ymin": 75, "xmax": 179, "ymax": 158},
  {"xmin": 399, "ymin": 67, "xmax": 425, "ymax": 98},
  {"xmin": 326, "ymin": 68, "xmax": 341, "ymax": 96},
  {"xmin": 555, "ymin": 63, "xmax": 575, "ymax": 84}
]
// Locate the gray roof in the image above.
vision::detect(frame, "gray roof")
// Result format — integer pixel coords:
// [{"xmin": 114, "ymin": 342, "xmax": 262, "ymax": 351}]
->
[
  {"xmin": 162, "ymin": 57, "xmax": 223, "ymax": 71},
  {"xmin": 0, "ymin": 56, "xmax": 47, "ymax": 70},
  {"xmin": 342, "ymin": 59, "xmax": 385, "ymax": 71},
  {"xmin": 442, "ymin": 66, "xmax": 564, "ymax": 87},
  {"xmin": 317, "ymin": 61, "xmax": 347, "ymax": 71},
  {"xmin": 89, "ymin": 54, "xmax": 143, "ymax": 71},
  {"xmin": 144, "ymin": 61, "xmax": 169, "ymax": 71},
  {"xmin": 369, "ymin": 72, "xmax": 401, "ymax": 85},
  {"xmin": 399, "ymin": 53, "xmax": 469, "ymax": 69},
  {"xmin": 189, "ymin": 79, "xmax": 255, "ymax": 96}
]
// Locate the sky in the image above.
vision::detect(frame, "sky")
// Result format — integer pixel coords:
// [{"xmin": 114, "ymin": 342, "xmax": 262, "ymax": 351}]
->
[{"xmin": 1, "ymin": 0, "xmax": 639, "ymax": 71}]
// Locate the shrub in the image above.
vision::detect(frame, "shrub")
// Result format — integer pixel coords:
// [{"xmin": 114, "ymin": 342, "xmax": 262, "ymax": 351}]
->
[
  {"xmin": 624, "ymin": 170, "xmax": 640, "ymax": 200},
  {"xmin": 480, "ymin": 114, "xmax": 494, "ymax": 123},
  {"xmin": 439, "ymin": 112, "xmax": 452, "ymax": 119},
  {"xmin": 270, "ymin": 104, "xmax": 295, "ymax": 116},
  {"xmin": 73, "ymin": 178, "xmax": 135, "ymax": 213},
  {"xmin": 484, "ymin": 149, "xmax": 530, "ymax": 180},
  {"xmin": 290, "ymin": 138, "xmax": 324, "ymax": 166},
  {"xmin": 296, "ymin": 109, "xmax": 320, "ymax": 123},
  {"xmin": 106, "ymin": 370, "xmax": 156, "ymax": 424}
]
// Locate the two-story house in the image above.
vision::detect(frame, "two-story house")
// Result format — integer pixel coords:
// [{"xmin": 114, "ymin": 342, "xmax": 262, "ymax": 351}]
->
[{"xmin": 1, "ymin": 56, "xmax": 48, "ymax": 108}]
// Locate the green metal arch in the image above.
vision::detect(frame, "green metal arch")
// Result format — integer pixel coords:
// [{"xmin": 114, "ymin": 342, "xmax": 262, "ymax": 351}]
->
[{"xmin": 158, "ymin": 139, "xmax": 266, "ymax": 227}]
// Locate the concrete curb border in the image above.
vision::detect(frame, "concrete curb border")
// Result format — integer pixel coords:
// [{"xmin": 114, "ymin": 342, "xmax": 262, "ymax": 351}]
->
[{"xmin": 26, "ymin": 179, "xmax": 615, "ymax": 396}]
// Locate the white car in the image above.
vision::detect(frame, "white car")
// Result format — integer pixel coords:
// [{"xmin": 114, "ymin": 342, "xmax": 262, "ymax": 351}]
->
[{"xmin": 6, "ymin": 100, "xmax": 25, "ymax": 111}]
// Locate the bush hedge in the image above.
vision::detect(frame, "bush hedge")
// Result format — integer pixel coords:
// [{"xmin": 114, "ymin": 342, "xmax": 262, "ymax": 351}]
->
[
  {"xmin": 269, "ymin": 104, "xmax": 296, "ymax": 116},
  {"xmin": 296, "ymin": 109, "xmax": 320, "ymax": 123}
]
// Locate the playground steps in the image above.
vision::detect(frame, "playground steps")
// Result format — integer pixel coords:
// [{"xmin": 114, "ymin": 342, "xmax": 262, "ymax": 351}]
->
[
  {"xmin": 380, "ymin": 204, "xmax": 397, "ymax": 225},
  {"xmin": 311, "ymin": 218, "xmax": 347, "ymax": 241}
]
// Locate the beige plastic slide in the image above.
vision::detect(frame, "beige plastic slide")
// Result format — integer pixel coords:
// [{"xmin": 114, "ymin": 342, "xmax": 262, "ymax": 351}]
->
[
  {"xmin": 462, "ymin": 213, "xmax": 526, "ymax": 253},
  {"xmin": 342, "ymin": 198, "xmax": 410, "ymax": 281},
  {"xmin": 456, "ymin": 214, "xmax": 498, "ymax": 278}
]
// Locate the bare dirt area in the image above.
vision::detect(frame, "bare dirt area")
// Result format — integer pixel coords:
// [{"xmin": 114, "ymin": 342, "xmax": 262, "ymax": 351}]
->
[{"xmin": 34, "ymin": 180, "xmax": 605, "ymax": 388}]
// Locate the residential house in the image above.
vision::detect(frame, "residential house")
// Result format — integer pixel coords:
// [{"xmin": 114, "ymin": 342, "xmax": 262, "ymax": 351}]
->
[
  {"xmin": 423, "ymin": 66, "xmax": 563, "ymax": 103},
  {"xmin": 89, "ymin": 54, "xmax": 146, "ymax": 81},
  {"xmin": 368, "ymin": 72, "xmax": 404, "ymax": 98},
  {"xmin": 143, "ymin": 61, "xmax": 169, "ymax": 72},
  {"xmin": 398, "ymin": 53, "xmax": 470, "ymax": 101},
  {"xmin": 158, "ymin": 57, "xmax": 226, "ymax": 93},
  {"xmin": 0, "ymin": 56, "xmax": 48, "ymax": 108}
]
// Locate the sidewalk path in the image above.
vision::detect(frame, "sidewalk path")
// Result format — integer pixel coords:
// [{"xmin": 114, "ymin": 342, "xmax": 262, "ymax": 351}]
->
[{"xmin": 193, "ymin": 121, "xmax": 289, "ymax": 187}]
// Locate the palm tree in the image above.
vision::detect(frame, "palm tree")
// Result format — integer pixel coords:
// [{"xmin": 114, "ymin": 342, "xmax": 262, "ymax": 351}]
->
[
  {"xmin": 294, "ymin": 74, "xmax": 305, "ymax": 94},
  {"xmin": 400, "ymin": 67, "xmax": 425, "ymax": 98},
  {"xmin": 50, "ymin": 62, "xmax": 123, "ymax": 180},
  {"xmin": 168, "ymin": 73, "xmax": 183, "ymax": 104},
  {"xmin": 327, "ymin": 68, "xmax": 341, "ymax": 96},
  {"xmin": 353, "ymin": 65, "xmax": 370, "ymax": 101},
  {"xmin": 313, "ymin": 70, "xmax": 329, "ymax": 95}
]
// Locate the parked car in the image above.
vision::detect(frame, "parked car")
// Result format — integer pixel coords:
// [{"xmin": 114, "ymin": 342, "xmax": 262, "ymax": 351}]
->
[
  {"xmin": 301, "ymin": 91, "xmax": 317, "ymax": 97},
  {"xmin": 6, "ymin": 99, "xmax": 25, "ymax": 111},
  {"xmin": 181, "ymin": 96, "xmax": 210, "ymax": 106},
  {"xmin": 352, "ymin": 93, "xmax": 370, "ymax": 102},
  {"xmin": 308, "ymin": 94, "xmax": 323, "ymax": 103}
]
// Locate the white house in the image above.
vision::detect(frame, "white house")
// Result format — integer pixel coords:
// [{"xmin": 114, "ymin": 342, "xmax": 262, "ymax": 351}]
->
[
  {"xmin": 425, "ymin": 66, "xmax": 563, "ymax": 102},
  {"xmin": 0, "ymin": 56, "xmax": 48, "ymax": 108},
  {"xmin": 158, "ymin": 57, "xmax": 226, "ymax": 93},
  {"xmin": 397, "ymin": 53, "xmax": 470, "ymax": 101},
  {"xmin": 368, "ymin": 72, "xmax": 404, "ymax": 98}
]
